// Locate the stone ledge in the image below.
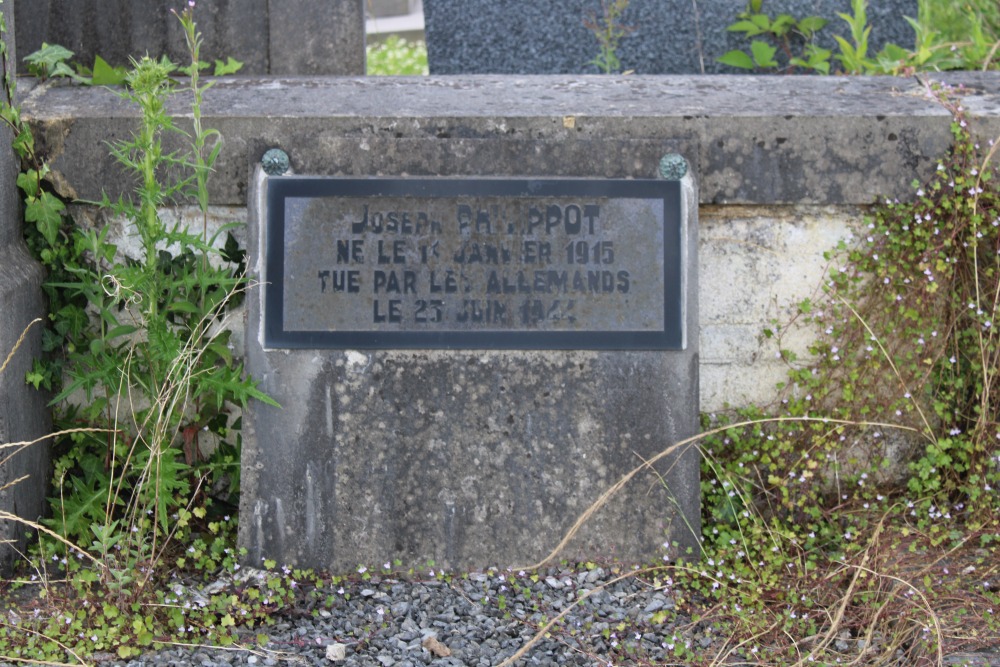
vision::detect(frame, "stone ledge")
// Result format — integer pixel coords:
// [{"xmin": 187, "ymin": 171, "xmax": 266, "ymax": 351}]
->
[{"xmin": 20, "ymin": 73, "xmax": 1000, "ymax": 207}]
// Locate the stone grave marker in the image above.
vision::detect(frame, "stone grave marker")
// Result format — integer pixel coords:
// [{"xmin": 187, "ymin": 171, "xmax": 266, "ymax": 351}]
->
[{"xmin": 241, "ymin": 162, "xmax": 700, "ymax": 571}]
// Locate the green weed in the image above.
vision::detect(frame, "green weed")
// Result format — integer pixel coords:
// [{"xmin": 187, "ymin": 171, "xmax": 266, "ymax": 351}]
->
[
  {"xmin": 721, "ymin": 0, "xmax": 1000, "ymax": 74},
  {"xmin": 505, "ymin": 81, "xmax": 1000, "ymax": 665},
  {"xmin": 0, "ymin": 5, "xmax": 278, "ymax": 663},
  {"xmin": 583, "ymin": 0, "xmax": 634, "ymax": 74}
]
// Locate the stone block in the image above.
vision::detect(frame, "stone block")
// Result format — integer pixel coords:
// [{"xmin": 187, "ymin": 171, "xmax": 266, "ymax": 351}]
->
[
  {"xmin": 19, "ymin": 73, "xmax": 1000, "ymax": 424},
  {"xmin": 21, "ymin": 74, "xmax": 970, "ymax": 209},
  {"xmin": 700, "ymin": 361, "xmax": 789, "ymax": 412},
  {"xmin": 698, "ymin": 205, "xmax": 856, "ymax": 325},
  {"xmin": 425, "ymin": 0, "xmax": 918, "ymax": 75},
  {"xmin": 269, "ymin": 0, "xmax": 365, "ymax": 75}
]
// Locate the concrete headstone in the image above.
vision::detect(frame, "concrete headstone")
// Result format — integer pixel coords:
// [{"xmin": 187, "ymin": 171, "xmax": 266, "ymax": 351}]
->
[
  {"xmin": 0, "ymin": 5, "xmax": 52, "ymax": 577},
  {"xmin": 425, "ymin": 0, "xmax": 919, "ymax": 74},
  {"xmin": 14, "ymin": 0, "xmax": 365, "ymax": 76},
  {"xmin": 241, "ymin": 166, "xmax": 701, "ymax": 571}
]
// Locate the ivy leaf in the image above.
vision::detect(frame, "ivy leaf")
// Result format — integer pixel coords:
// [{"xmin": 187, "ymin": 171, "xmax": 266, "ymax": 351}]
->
[
  {"xmin": 798, "ymin": 16, "xmax": 829, "ymax": 35},
  {"xmin": 726, "ymin": 19, "xmax": 764, "ymax": 36},
  {"xmin": 12, "ymin": 128, "xmax": 34, "ymax": 156},
  {"xmin": 91, "ymin": 55, "xmax": 127, "ymax": 86},
  {"xmin": 23, "ymin": 43, "xmax": 74, "ymax": 79},
  {"xmin": 25, "ymin": 369, "xmax": 45, "ymax": 390},
  {"xmin": 717, "ymin": 50, "xmax": 755, "ymax": 70},
  {"xmin": 16, "ymin": 171, "xmax": 40, "ymax": 198},
  {"xmin": 178, "ymin": 60, "xmax": 211, "ymax": 77},
  {"xmin": 222, "ymin": 231, "xmax": 246, "ymax": 264},
  {"xmin": 25, "ymin": 190, "xmax": 66, "ymax": 246},
  {"xmin": 213, "ymin": 57, "xmax": 243, "ymax": 76},
  {"xmin": 750, "ymin": 40, "xmax": 779, "ymax": 68},
  {"xmin": 117, "ymin": 646, "xmax": 138, "ymax": 660}
]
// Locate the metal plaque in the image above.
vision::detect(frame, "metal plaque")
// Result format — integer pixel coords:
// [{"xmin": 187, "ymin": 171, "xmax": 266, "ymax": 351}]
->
[{"xmin": 264, "ymin": 178, "xmax": 683, "ymax": 349}]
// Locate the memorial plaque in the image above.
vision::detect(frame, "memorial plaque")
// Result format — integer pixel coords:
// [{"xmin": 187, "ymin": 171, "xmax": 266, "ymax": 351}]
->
[{"xmin": 265, "ymin": 178, "xmax": 683, "ymax": 349}]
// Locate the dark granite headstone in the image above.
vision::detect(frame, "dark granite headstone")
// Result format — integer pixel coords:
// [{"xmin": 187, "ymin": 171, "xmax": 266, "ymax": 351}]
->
[{"xmin": 425, "ymin": 0, "xmax": 919, "ymax": 74}]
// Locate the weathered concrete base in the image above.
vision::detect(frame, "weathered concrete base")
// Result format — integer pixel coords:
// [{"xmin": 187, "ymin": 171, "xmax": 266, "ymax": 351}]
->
[
  {"xmin": 241, "ymin": 166, "xmax": 700, "ymax": 571},
  {"xmin": 241, "ymin": 349, "xmax": 700, "ymax": 570}
]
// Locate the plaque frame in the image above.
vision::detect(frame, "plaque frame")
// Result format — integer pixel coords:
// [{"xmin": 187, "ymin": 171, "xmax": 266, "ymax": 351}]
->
[{"xmin": 264, "ymin": 177, "xmax": 684, "ymax": 350}]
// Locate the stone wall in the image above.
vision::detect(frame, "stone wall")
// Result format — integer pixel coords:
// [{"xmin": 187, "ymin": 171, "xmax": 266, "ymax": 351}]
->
[
  {"xmin": 17, "ymin": 71, "xmax": 1000, "ymax": 568},
  {"xmin": 21, "ymin": 73, "xmax": 1000, "ymax": 412},
  {"xmin": 65, "ymin": 199, "xmax": 857, "ymax": 414}
]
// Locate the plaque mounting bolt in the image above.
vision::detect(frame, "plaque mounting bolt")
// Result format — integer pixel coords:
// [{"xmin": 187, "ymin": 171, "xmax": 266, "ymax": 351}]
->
[
  {"xmin": 658, "ymin": 154, "xmax": 688, "ymax": 180},
  {"xmin": 262, "ymin": 148, "xmax": 290, "ymax": 176}
]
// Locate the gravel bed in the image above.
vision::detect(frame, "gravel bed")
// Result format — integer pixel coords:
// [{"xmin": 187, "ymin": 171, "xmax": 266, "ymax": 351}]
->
[
  {"xmin": 5, "ymin": 563, "xmax": 996, "ymax": 666},
  {"xmin": 3, "ymin": 565, "xmax": 702, "ymax": 667}
]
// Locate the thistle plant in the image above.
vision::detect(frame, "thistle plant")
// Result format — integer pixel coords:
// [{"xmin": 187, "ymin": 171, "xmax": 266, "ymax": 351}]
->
[
  {"xmin": 0, "ymin": 5, "xmax": 282, "ymax": 660},
  {"xmin": 19, "ymin": 7, "xmax": 273, "ymax": 584}
]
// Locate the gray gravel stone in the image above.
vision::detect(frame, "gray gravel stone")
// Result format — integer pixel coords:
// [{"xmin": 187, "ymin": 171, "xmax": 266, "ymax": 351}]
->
[{"xmin": 0, "ymin": 566, "xmax": 696, "ymax": 666}]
